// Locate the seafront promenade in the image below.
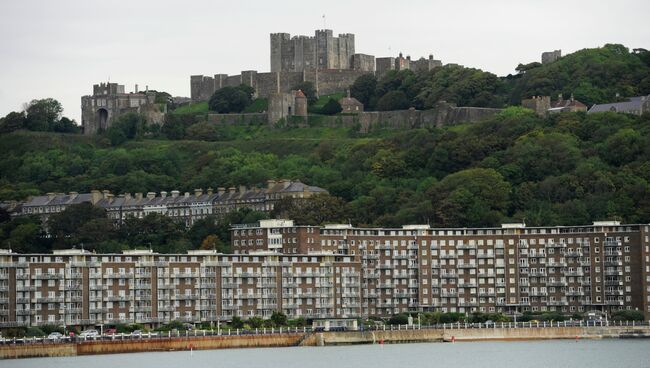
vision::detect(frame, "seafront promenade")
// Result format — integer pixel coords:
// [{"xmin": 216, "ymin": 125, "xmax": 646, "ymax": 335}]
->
[{"xmin": 2, "ymin": 321, "xmax": 649, "ymax": 359}]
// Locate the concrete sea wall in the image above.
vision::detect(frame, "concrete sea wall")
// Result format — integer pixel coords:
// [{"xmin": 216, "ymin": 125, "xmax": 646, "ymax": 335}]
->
[
  {"xmin": 306, "ymin": 325, "xmax": 650, "ymax": 346},
  {"xmin": 2, "ymin": 326, "xmax": 649, "ymax": 359},
  {"xmin": 0, "ymin": 333, "xmax": 303, "ymax": 360}
]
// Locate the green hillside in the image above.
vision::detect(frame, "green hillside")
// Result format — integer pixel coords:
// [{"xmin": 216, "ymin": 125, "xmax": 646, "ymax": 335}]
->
[
  {"xmin": 507, "ymin": 44, "xmax": 650, "ymax": 105},
  {"xmin": 2, "ymin": 108, "xmax": 649, "ymax": 229}
]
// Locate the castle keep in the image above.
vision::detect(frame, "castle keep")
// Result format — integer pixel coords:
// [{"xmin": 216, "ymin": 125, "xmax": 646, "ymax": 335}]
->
[
  {"xmin": 81, "ymin": 83, "xmax": 166, "ymax": 135},
  {"xmin": 190, "ymin": 29, "xmax": 442, "ymax": 102},
  {"xmin": 270, "ymin": 30, "xmax": 356, "ymax": 72}
]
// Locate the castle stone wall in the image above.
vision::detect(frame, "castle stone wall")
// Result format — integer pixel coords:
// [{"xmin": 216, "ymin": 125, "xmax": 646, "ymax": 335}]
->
[
  {"xmin": 207, "ymin": 113, "xmax": 267, "ymax": 125},
  {"xmin": 356, "ymin": 104, "xmax": 502, "ymax": 133},
  {"xmin": 225, "ymin": 75, "xmax": 242, "ymax": 88},
  {"xmin": 256, "ymin": 72, "xmax": 280, "ymax": 97},
  {"xmin": 201, "ymin": 103, "xmax": 501, "ymax": 132},
  {"xmin": 278, "ymin": 72, "xmax": 305, "ymax": 94},
  {"xmin": 352, "ymin": 54, "xmax": 375, "ymax": 72},
  {"xmin": 306, "ymin": 70, "xmax": 366, "ymax": 96},
  {"xmin": 542, "ymin": 50, "xmax": 562, "ymax": 64},
  {"xmin": 376, "ymin": 57, "xmax": 395, "ymax": 78}
]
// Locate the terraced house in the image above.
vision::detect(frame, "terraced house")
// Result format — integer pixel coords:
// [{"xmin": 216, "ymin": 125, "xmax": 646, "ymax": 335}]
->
[
  {"xmin": 12, "ymin": 179, "xmax": 327, "ymax": 227},
  {"xmin": 0, "ymin": 220, "xmax": 648, "ymax": 329}
]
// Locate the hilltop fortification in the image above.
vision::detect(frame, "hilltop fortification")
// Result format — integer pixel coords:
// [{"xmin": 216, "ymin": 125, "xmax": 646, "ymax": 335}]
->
[{"xmin": 190, "ymin": 29, "xmax": 442, "ymax": 102}]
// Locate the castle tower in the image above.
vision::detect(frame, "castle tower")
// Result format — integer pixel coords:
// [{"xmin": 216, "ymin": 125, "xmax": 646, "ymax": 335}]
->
[
  {"xmin": 270, "ymin": 33, "xmax": 290, "ymax": 72},
  {"xmin": 315, "ymin": 29, "xmax": 334, "ymax": 69},
  {"xmin": 294, "ymin": 90, "xmax": 308, "ymax": 117}
]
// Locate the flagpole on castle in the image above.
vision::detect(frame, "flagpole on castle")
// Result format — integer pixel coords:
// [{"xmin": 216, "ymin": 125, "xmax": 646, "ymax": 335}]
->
[{"xmin": 322, "ymin": 14, "xmax": 326, "ymax": 29}]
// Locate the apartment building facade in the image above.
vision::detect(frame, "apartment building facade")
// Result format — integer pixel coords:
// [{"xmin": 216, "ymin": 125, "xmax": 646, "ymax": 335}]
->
[
  {"xmin": 1, "ymin": 220, "xmax": 649, "ymax": 329},
  {"xmin": 0, "ymin": 249, "xmax": 359, "ymax": 329},
  {"xmin": 232, "ymin": 220, "xmax": 650, "ymax": 320}
]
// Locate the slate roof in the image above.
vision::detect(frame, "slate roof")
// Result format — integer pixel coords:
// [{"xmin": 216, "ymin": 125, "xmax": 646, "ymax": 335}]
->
[
  {"xmin": 20, "ymin": 180, "xmax": 328, "ymax": 211},
  {"xmin": 588, "ymin": 95, "xmax": 650, "ymax": 114}
]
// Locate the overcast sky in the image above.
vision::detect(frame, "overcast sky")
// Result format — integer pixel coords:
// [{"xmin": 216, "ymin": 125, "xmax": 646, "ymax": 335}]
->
[{"xmin": 1, "ymin": 0, "xmax": 648, "ymax": 122}]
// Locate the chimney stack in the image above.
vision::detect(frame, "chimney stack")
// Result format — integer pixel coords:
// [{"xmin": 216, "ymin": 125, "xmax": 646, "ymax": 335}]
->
[
  {"xmin": 91, "ymin": 190, "xmax": 102, "ymax": 204},
  {"xmin": 239, "ymin": 185, "xmax": 246, "ymax": 194},
  {"xmin": 146, "ymin": 192, "xmax": 155, "ymax": 200},
  {"xmin": 194, "ymin": 188, "xmax": 203, "ymax": 197},
  {"xmin": 228, "ymin": 187, "xmax": 236, "ymax": 194},
  {"xmin": 135, "ymin": 193, "xmax": 143, "ymax": 201},
  {"xmin": 161, "ymin": 191, "xmax": 168, "ymax": 198},
  {"xmin": 171, "ymin": 190, "xmax": 180, "ymax": 198},
  {"xmin": 267, "ymin": 180, "xmax": 276, "ymax": 189},
  {"xmin": 207, "ymin": 187, "xmax": 213, "ymax": 196},
  {"xmin": 135, "ymin": 84, "xmax": 139, "ymax": 93},
  {"xmin": 218, "ymin": 187, "xmax": 225, "ymax": 195}
]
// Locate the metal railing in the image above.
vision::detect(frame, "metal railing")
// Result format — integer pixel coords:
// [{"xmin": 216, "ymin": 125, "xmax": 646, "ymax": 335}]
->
[{"xmin": 3, "ymin": 320, "xmax": 649, "ymax": 345}]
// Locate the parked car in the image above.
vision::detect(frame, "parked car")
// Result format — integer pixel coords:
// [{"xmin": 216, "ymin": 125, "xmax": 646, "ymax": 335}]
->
[
  {"xmin": 47, "ymin": 332, "xmax": 63, "ymax": 340},
  {"xmin": 131, "ymin": 330, "xmax": 142, "ymax": 337},
  {"xmin": 104, "ymin": 328, "xmax": 117, "ymax": 335},
  {"xmin": 80, "ymin": 329, "xmax": 99, "ymax": 338}
]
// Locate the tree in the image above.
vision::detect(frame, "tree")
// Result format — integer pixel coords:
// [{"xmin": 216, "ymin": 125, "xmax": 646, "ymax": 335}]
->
[
  {"xmin": 271, "ymin": 195, "xmax": 348, "ymax": 225},
  {"xmin": 320, "ymin": 98, "xmax": 342, "ymax": 115},
  {"xmin": 515, "ymin": 62, "xmax": 542, "ymax": 74},
  {"xmin": 188, "ymin": 216, "xmax": 220, "ymax": 248},
  {"xmin": 387, "ymin": 313, "xmax": 409, "ymax": 325},
  {"xmin": 48, "ymin": 203, "xmax": 109, "ymax": 247},
  {"xmin": 24, "ymin": 98, "xmax": 63, "ymax": 131},
  {"xmin": 429, "ymin": 168, "xmax": 511, "ymax": 227},
  {"xmin": 291, "ymin": 82, "xmax": 317, "ymax": 105},
  {"xmin": 612, "ymin": 310, "xmax": 644, "ymax": 321},
  {"xmin": 230, "ymin": 316, "xmax": 244, "ymax": 329},
  {"xmin": 377, "ymin": 90, "xmax": 409, "ymax": 111},
  {"xmin": 119, "ymin": 213, "xmax": 185, "ymax": 252},
  {"xmin": 270, "ymin": 311, "xmax": 288, "ymax": 326},
  {"xmin": 52, "ymin": 117, "xmax": 80, "ymax": 133},
  {"xmin": 600, "ymin": 128, "xmax": 643, "ymax": 166},
  {"xmin": 161, "ymin": 114, "xmax": 191, "ymax": 140},
  {"xmin": 200, "ymin": 234, "xmax": 224, "ymax": 251},
  {"xmin": 247, "ymin": 317, "xmax": 264, "ymax": 328},
  {"xmin": 106, "ymin": 112, "xmax": 147, "ymax": 144},
  {"xmin": 0, "ymin": 111, "xmax": 26, "ymax": 133},
  {"xmin": 350, "ymin": 74, "xmax": 377, "ymax": 108},
  {"xmin": 208, "ymin": 85, "xmax": 253, "ymax": 113},
  {"xmin": 185, "ymin": 122, "xmax": 220, "ymax": 141},
  {"xmin": 368, "ymin": 149, "xmax": 407, "ymax": 178}
]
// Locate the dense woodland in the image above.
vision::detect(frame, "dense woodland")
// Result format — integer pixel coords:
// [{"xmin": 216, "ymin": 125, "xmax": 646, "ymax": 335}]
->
[{"xmin": 0, "ymin": 44, "xmax": 649, "ymax": 254}]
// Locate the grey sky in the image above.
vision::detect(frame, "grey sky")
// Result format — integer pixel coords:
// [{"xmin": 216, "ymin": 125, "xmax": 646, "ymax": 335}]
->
[{"xmin": 1, "ymin": 0, "xmax": 648, "ymax": 122}]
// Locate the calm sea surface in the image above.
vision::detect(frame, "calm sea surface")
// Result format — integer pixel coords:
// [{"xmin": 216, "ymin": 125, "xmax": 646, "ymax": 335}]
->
[{"xmin": 4, "ymin": 340, "xmax": 650, "ymax": 368}]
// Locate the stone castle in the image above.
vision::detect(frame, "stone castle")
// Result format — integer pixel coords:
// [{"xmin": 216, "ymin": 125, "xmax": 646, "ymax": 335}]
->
[
  {"xmin": 190, "ymin": 29, "xmax": 443, "ymax": 102},
  {"xmin": 81, "ymin": 83, "xmax": 166, "ymax": 135}
]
